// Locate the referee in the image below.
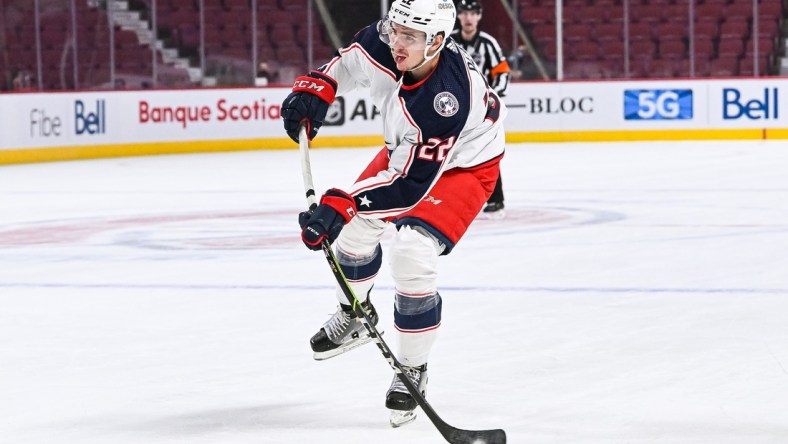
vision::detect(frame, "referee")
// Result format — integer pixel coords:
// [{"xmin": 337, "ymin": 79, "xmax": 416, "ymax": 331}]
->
[{"xmin": 452, "ymin": 0, "xmax": 510, "ymax": 217}]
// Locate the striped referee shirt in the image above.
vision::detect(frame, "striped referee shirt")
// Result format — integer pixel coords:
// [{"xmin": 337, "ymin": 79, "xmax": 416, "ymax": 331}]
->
[{"xmin": 450, "ymin": 30, "xmax": 510, "ymax": 97}]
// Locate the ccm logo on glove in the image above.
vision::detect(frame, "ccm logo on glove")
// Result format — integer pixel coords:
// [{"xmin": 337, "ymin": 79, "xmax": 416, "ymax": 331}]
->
[
  {"xmin": 281, "ymin": 71, "xmax": 338, "ymax": 143},
  {"xmin": 293, "ymin": 79, "xmax": 328, "ymax": 92}
]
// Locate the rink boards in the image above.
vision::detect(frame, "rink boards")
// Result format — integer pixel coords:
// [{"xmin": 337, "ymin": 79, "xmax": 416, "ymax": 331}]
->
[{"xmin": 1, "ymin": 78, "xmax": 787, "ymax": 164}]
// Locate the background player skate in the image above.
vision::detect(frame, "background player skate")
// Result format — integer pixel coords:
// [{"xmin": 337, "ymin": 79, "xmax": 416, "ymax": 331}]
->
[
  {"xmin": 282, "ymin": 0, "xmax": 506, "ymax": 428},
  {"xmin": 451, "ymin": 0, "xmax": 510, "ymax": 218}
]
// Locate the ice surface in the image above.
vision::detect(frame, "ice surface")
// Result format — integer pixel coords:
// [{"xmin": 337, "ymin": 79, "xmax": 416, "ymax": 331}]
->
[{"xmin": 1, "ymin": 140, "xmax": 787, "ymax": 443}]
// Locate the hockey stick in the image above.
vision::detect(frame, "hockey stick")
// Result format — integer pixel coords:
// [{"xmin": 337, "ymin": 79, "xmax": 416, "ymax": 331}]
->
[{"xmin": 297, "ymin": 126, "xmax": 506, "ymax": 444}]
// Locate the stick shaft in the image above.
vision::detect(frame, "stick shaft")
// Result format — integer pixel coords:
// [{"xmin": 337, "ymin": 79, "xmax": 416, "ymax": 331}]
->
[{"xmin": 298, "ymin": 126, "xmax": 317, "ymax": 211}]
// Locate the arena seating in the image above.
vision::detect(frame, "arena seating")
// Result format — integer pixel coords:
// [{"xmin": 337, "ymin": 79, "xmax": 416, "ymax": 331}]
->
[
  {"xmin": 2, "ymin": 0, "xmax": 182, "ymax": 89},
  {"xmin": 518, "ymin": 0, "xmax": 785, "ymax": 79},
  {"xmin": 1, "ymin": 0, "xmax": 333, "ymax": 89},
  {"xmin": 2, "ymin": 0, "xmax": 785, "ymax": 89},
  {"xmin": 150, "ymin": 0, "xmax": 333, "ymax": 81}
]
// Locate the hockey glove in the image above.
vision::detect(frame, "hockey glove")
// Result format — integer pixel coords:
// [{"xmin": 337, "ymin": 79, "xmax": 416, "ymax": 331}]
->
[
  {"xmin": 282, "ymin": 71, "xmax": 337, "ymax": 142},
  {"xmin": 298, "ymin": 188, "xmax": 357, "ymax": 250}
]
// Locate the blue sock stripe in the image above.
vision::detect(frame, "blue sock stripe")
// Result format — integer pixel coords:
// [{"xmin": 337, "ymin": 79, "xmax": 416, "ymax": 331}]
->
[
  {"xmin": 338, "ymin": 244, "xmax": 382, "ymax": 281},
  {"xmin": 394, "ymin": 297, "xmax": 442, "ymax": 331}
]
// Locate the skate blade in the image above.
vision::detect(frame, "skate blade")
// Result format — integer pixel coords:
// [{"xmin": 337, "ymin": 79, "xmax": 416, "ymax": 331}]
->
[
  {"xmin": 389, "ymin": 409, "xmax": 417, "ymax": 428},
  {"xmin": 312, "ymin": 330, "xmax": 382, "ymax": 361},
  {"xmin": 483, "ymin": 209, "xmax": 505, "ymax": 220}
]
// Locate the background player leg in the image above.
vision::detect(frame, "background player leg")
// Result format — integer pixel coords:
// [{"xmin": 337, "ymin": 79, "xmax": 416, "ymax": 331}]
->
[{"xmin": 483, "ymin": 174, "xmax": 505, "ymax": 218}]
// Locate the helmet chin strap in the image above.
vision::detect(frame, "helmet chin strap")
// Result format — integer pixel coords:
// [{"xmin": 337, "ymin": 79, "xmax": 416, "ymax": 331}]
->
[{"xmin": 407, "ymin": 47, "xmax": 439, "ymax": 72}]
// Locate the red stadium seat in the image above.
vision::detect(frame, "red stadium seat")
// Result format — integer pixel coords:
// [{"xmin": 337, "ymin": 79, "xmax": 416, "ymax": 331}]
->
[
  {"xmin": 739, "ymin": 54, "xmax": 772, "ymax": 76},
  {"xmin": 659, "ymin": 38, "xmax": 685, "ymax": 61},
  {"xmin": 692, "ymin": 19, "xmax": 719, "ymax": 41},
  {"xmin": 718, "ymin": 36, "xmax": 745, "ymax": 58},
  {"xmin": 675, "ymin": 56, "xmax": 712, "ymax": 77},
  {"xmin": 564, "ymin": 23, "xmax": 594, "ymax": 43},
  {"xmin": 630, "ymin": 37, "xmax": 657, "ymax": 57},
  {"xmin": 563, "ymin": 6, "xmax": 591, "ymax": 24},
  {"xmin": 648, "ymin": 59, "xmax": 678, "ymax": 78},
  {"xmin": 709, "ymin": 56, "xmax": 739, "ymax": 76},
  {"xmin": 570, "ymin": 40, "xmax": 601, "ymax": 61},
  {"xmin": 690, "ymin": 37, "xmax": 715, "ymax": 60},
  {"xmin": 595, "ymin": 22, "xmax": 623, "ymax": 41},
  {"xmin": 695, "ymin": 2, "xmax": 726, "ymax": 20},
  {"xmin": 564, "ymin": 60, "xmax": 606, "ymax": 79},
  {"xmin": 600, "ymin": 39, "xmax": 626, "ymax": 57},
  {"xmin": 758, "ymin": 0, "xmax": 784, "ymax": 17},
  {"xmin": 520, "ymin": 6, "xmax": 555, "ymax": 26},
  {"xmin": 629, "ymin": 21, "xmax": 655, "ymax": 40},
  {"xmin": 632, "ymin": 4, "xmax": 664, "ymax": 23},
  {"xmin": 222, "ymin": 0, "xmax": 248, "ymax": 10},
  {"xmin": 531, "ymin": 23, "xmax": 556, "ymax": 42},
  {"xmin": 601, "ymin": 58, "xmax": 625, "ymax": 78},
  {"xmin": 565, "ymin": 0, "xmax": 589, "ymax": 9},
  {"xmin": 723, "ymin": 2, "xmax": 754, "ymax": 20},
  {"xmin": 269, "ymin": 23, "xmax": 297, "ymax": 44},
  {"xmin": 275, "ymin": 43, "xmax": 306, "ymax": 66},
  {"xmin": 656, "ymin": 22, "xmax": 688, "ymax": 40},
  {"xmin": 745, "ymin": 36, "xmax": 776, "ymax": 56},
  {"xmin": 596, "ymin": 5, "xmax": 624, "ymax": 23},
  {"xmin": 753, "ymin": 17, "xmax": 780, "ymax": 39},
  {"xmin": 719, "ymin": 18, "xmax": 750, "ymax": 39},
  {"xmin": 663, "ymin": 2, "xmax": 690, "ymax": 20}
]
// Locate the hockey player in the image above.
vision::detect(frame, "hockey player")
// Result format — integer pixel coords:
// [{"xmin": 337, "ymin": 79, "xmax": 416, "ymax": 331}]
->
[
  {"xmin": 451, "ymin": 0, "xmax": 510, "ymax": 218},
  {"xmin": 282, "ymin": 0, "xmax": 506, "ymax": 428}
]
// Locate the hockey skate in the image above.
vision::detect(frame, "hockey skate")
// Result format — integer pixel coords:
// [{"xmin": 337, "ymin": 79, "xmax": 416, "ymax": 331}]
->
[
  {"xmin": 482, "ymin": 201, "xmax": 505, "ymax": 219},
  {"xmin": 310, "ymin": 299, "xmax": 379, "ymax": 361},
  {"xmin": 386, "ymin": 363, "xmax": 428, "ymax": 428}
]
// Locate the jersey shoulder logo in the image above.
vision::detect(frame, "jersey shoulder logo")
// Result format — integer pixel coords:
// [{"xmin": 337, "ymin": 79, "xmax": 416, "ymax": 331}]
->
[{"xmin": 434, "ymin": 92, "xmax": 459, "ymax": 117}]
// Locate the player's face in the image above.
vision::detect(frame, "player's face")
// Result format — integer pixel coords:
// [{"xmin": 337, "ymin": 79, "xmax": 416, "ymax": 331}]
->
[
  {"xmin": 459, "ymin": 10, "xmax": 481, "ymax": 33},
  {"xmin": 386, "ymin": 23, "xmax": 429, "ymax": 70}
]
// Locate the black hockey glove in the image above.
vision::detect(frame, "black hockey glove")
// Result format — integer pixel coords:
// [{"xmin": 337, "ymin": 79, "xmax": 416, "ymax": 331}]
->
[
  {"xmin": 282, "ymin": 71, "xmax": 337, "ymax": 143},
  {"xmin": 298, "ymin": 188, "xmax": 357, "ymax": 250}
]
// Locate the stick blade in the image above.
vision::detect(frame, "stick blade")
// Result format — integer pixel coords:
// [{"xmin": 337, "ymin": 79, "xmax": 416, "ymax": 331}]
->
[{"xmin": 446, "ymin": 428, "xmax": 506, "ymax": 444}]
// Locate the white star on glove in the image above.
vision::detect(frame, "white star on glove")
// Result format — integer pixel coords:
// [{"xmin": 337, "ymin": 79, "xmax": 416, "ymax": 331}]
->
[{"xmin": 359, "ymin": 195, "xmax": 373, "ymax": 207}]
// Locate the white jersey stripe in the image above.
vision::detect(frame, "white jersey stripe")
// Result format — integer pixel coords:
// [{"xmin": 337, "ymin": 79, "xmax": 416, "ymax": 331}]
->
[{"xmin": 339, "ymin": 43, "xmax": 398, "ymax": 81}]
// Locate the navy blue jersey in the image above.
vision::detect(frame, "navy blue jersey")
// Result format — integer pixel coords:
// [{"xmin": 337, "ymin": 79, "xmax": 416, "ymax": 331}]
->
[{"xmin": 320, "ymin": 21, "xmax": 507, "ymax": 219}]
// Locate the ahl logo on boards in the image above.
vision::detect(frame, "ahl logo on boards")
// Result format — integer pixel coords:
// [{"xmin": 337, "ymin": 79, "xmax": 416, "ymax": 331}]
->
[
  {"xmin": 323, "ymin": 97, "xmax": 381, "ymax": 127},
  {"xmin": 75, "ymin": 99, "xmax": 106, "ymax": 135},
  {"xmin": 624, "ymin": 89, "xmax": 693, "ymax": 120},
  {"xmin": 324, "ymin": 97, "xmax": 345, "ymax": 126}
]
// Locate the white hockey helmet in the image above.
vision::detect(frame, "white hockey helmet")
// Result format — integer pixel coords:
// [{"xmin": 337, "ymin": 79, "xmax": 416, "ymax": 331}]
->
[{"xmin": 381, "ymin": 0, "xmax": 456, "ymax": 57}]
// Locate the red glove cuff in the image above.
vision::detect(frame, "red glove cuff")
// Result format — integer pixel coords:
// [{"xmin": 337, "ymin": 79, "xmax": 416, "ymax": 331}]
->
[
  {"xmin": 320, "ymin": 188, "xmax": 357, "ymax": 223},
  {"xmin": 292, "ymin": 71, "xmax": 337, "ymax": 105}
]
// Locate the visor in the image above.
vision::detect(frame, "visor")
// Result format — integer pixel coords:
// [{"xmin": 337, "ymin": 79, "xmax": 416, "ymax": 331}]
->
[{"xmin": 378, "ymin": 18, "xmax": 428, "ymax": 50}]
